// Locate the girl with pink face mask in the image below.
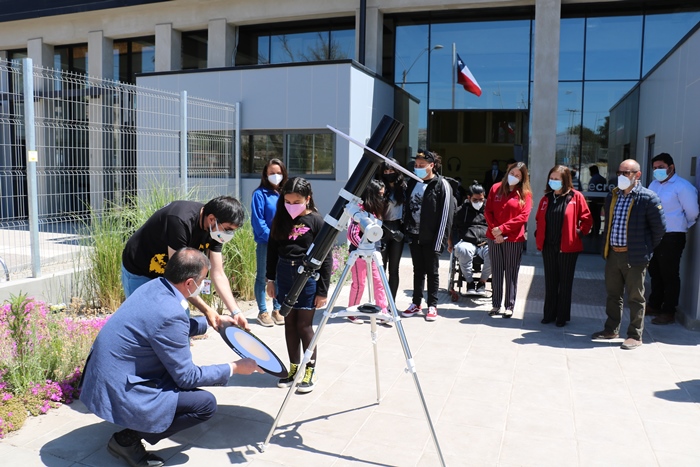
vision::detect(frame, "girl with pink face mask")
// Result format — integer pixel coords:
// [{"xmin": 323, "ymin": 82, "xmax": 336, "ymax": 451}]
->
[{"xmin": 266, "ymin": 177, "xmax": 332, "ymax": 394}]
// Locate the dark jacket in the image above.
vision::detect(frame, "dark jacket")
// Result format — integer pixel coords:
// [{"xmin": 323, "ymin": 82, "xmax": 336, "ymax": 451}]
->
[
  {"xmin": 452, "ymin": 202, "xmax": 488, "ymax": 246},
  {"xmin": 603, "ymin": 184, "xmax": 666, "ymax": 266},
  {"xmin": 404, "ymin": 174, "xmax": 456, "ymax": 252}
]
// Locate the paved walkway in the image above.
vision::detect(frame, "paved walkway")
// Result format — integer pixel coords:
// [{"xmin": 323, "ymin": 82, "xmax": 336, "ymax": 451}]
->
[{"xmin": 3, "ymin": 250, "xmax": 700, "ymax": 466}]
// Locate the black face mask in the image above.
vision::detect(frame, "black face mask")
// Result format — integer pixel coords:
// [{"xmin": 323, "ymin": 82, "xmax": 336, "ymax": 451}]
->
[{"xmin": 383, "ymin": 173, "xmax": 398, "ymax": 183}]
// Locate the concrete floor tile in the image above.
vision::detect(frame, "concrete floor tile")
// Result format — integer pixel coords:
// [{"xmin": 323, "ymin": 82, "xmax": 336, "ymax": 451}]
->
[
  {"xmin": 338, "ymin": 436, "xmax": 425, "ymax": 466},
  {"xmin": 655, "ymin": 448, "xmax": 700, "ymax": 467},
  {"xmin": 509, "ymin": 380, "xmax": 573, "ymax": 412},
  {"xmin": 438, "ymin": 395, "xmax": 508, "ymax": 430},
  {"xmin": 571, "ymin": 390, "xmax": 639, "ymax": 419},
  {"xmin": 577, "ymin": 438, "xmax": 658, "ymax": 466},
  {"xmin": 450, "ymin": 377, "xmax": 513, "ymax": 406},
  {"xmin": 643, "ymin": 419, "xmax": 700, "ymax": 458},
  {"xmin": 574, "ymin": 412, "xmax": 648, "ymax": 447},
  {"xmin": 499, "ymin": 431, "xmax": 578, "ymax": 467},
  {"xmin": 424, "ymin": 424, "xmax": 502, "ymax": 464},
  {"xmin": 505, "ymin": 405, "xmax": 576, "ymax": 440},
  {"xmin": 372, "ymin": 387, "xmax": 447, "ymax": 422}
]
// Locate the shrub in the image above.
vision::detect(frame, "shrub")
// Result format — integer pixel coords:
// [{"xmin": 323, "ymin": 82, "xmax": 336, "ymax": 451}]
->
[
  {"xmin": 222, "ymin": 221, "xmax": 256, "ymax": 301},
  {"xmin": 330, "ymin": 243, "xmax": 349, "ymax": 284}
]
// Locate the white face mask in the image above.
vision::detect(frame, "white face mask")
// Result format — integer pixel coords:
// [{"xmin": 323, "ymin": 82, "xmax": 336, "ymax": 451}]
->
[
  {"xmin": 188, "ymin": 278, "xmax": 205, "ymax": 298},
  {"xmin": 617, "ymin": 174, "xmax": 632, "ymax": 190},
  {"xmin": 268, "ymin": 173, "xmax": 283, "ymax": 186},
  {"xmin": 507, "ymin": 174, "xmax": 520, "ymax": 186},
  {"xmin": 209, "ymin": 219, "xmax": 235, "ymax": 244},
  {"xmin": 471, "ymin": 201, "xmax": 484, "ymax": 211}
]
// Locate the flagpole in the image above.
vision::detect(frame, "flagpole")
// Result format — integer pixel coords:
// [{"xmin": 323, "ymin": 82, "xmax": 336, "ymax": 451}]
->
[{"xmin": 451, "ymin": 42, "xmax": 456, "ymax": 109}]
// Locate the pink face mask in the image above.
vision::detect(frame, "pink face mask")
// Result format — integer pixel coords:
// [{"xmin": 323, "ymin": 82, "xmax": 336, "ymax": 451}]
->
[{"xmin": 285, "ymin": 202, "xmax": 307, "ymax": 219}]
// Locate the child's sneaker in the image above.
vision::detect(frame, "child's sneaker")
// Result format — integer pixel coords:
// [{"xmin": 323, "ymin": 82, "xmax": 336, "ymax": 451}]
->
[
  {"xmin": 277, "ymin": 363, "xmax": 298, "ymax": 388},
  {"xmin": 297, "ymin": 366, "xmax": 317, "ymax": 393},
  {"xmin": 402, "ymin": 303, "xmax": 422, "ymax": 317},
  {"xmin": 379, "ymin": 309, "xmax": 393, "ymax": 327},
  {"xmin": 425, "ymin": 306, "xmax": 438, "ymax": 321},
  {"xmin": 347, "ymin": 316, "xmax": 363, "ymax": 324}
]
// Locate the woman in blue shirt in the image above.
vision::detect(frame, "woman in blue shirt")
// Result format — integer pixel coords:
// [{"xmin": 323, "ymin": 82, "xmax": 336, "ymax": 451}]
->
[{"xmin": 251, "ymin": 158, "xmax": 288, "ymax": 326}]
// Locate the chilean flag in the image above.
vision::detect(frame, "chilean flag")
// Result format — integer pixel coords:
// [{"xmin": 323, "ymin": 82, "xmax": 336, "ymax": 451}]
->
[{"xmin": 456, "ymin": 53, "xmax": 482, "ymax": 97}]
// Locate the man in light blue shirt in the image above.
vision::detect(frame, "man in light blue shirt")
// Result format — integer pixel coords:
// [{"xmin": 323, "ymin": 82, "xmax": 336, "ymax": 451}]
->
[{"xmin": 647, "ymin": 153, "xmax": 699, "ymax": 325}]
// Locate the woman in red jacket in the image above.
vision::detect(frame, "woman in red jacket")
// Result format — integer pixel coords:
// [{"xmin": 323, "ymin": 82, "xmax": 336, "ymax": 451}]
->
[
  {"xmin": 535, "ymin": 165, "xmax": 592, "ymax": 327},
  {"xmin": 484, "ymin": 162, "xmax": 533, "ymax": 318}
]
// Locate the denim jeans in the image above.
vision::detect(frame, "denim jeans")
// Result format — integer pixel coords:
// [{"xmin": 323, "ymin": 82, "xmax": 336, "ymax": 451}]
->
[
  {"xmin": 121, "ymin": 263, "xmax": 152, "ymax": 298},
  {"xmin": 255, "ymin": 242, "xmax": 280, "ymax": 314}
]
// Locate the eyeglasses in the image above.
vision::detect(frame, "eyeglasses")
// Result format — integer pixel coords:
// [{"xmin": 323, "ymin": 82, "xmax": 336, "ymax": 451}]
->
[
  {"xmin": 616, "ymin": 170, "xmax": 638, "ymax": 177},
  {"xmin": 215, "ymin": 219, "xmax": 237, "ymax": 235}
]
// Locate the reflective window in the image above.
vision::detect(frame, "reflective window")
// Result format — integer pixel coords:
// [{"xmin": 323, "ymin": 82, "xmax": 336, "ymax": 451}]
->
[
  {"xmin": 114, "ymin": 37, "xmax": 155, "ymax": 84},
  {"xmin": 54, "ymin": 44, "xmax": 88, "ymax": 74},
  {"xmin": 555, "ymin": 83, "xmax": 583, "ymax": 167},
  {"xmin": 269, "ymin": 30, "xmax": 354, "ymax": 64},
  {"xmin": 240, "ymin": 132, "xmax": 335, "ymax": 178},
  {"xmin": 429, "ymin": 20, "xmax": 532, "ymax": 110},
  {"xmin": 182, "ymin": 30, "xmax": 208, "ymax": 70},
  {"xmin": 241, "ymin": 134, "xmax": 283, "ymax": 175},
  {"xmin": 257, "ymin": 36, "xmax": 270, "ymax": 64},
  {"xmin": 287, "ymin": 133, "xmax": 334, "ymax": 177},
  {"xmin": 559, "ymin": 18, "xmax": 584, "ymax": 81},
  {"xmin": 585, "ymin": 16, "xmax": 643, "ymax": 80},
  {"xmin": 643, "ymin": 12, "xmax": 700, "ymax": 75},
  {"xmin": 394, "ymin": 24, "xmax": 430, "ymax": 85}
]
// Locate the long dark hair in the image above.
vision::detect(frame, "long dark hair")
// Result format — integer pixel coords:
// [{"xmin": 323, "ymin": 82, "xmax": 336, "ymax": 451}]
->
[
  {"xmin": 381, "ymin": 159, "xmax": 407, "ymax": 205},
  {"xmin": 270, "ymin": 177, "xmax": 317, "ymax": 241},
  {"xmin": 362, "ymin": 179, "xmax": 387, "ymax": 220},
  {"xmin": 258, "ymin": 158, "xmax": 288, "ymax": 192}
]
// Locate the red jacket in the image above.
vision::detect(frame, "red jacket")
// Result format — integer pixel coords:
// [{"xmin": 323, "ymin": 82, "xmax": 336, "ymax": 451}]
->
[
  {"xmin": 484, "ymin": 182, "xmax": 533, "ymax": 242},
  {"xmin": 535, "ymin": 190, "xmax": 593, "ymax": 252}
]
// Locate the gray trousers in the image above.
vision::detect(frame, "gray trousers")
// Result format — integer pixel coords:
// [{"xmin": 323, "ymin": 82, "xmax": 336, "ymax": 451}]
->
[{"xmin": 604, "ymin": 250, "xmax": 648, "ymax": 340}]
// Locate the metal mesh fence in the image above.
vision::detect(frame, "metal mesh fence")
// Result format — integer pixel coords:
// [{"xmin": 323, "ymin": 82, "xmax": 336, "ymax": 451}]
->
[{"xmin": 0, "ymin": 58, "xmax": 237, "ymax": 281}]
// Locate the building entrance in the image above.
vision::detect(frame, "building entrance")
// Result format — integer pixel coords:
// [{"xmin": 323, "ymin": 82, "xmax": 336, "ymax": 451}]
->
[{"xmin": 428, "ymin": 109, "xmax": 528, "ymax": 197}]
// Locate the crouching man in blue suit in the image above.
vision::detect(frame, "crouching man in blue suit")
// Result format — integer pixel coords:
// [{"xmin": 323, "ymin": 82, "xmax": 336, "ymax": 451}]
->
[{"xmin": 80, "ymin": 247, "xmax": 259, "ymax": 467}]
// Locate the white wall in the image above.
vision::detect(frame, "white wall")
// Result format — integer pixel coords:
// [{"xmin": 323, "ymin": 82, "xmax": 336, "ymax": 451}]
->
[
  {"xmin": 636, "ymin": 27, "xmax": 700, "ymax": 328},
  {"xmin": 137, "ymin": 61, "xmax": 396, "ymax": 226}
]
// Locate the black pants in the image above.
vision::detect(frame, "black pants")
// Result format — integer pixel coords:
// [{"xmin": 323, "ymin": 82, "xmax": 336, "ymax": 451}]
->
[
  {"xmin": 381, "ymin": 220, "xmax": 404, "ymax": 299},
  {"xmin": 648, "ymin": 232, "xmax": 686, "ymax": 315},
  {"xmin": 408, "ymin": 238, "xmax": 441, "ymax": 308},
  {"xmin": 542, "ymin": 245, "xmax": 579, "ymax": 324},
  {"xmin": 137, "ymin": 389, "xmax": 217, "ymax": 445}
]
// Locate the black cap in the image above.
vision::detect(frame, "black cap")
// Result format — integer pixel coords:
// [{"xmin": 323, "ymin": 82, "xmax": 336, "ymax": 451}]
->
[{"xmin": 415, "ymin": 150, "xmax": 435, "ymax": 163}]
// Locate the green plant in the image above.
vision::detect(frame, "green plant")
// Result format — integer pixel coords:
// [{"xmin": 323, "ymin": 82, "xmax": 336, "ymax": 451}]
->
[
  {"xmin": 330, "ymin": 243, "xmax": 349, "ymax": 284},
  {"xmin": 222, "ymin": 221, "xmax": 256, "ymax": 301}
]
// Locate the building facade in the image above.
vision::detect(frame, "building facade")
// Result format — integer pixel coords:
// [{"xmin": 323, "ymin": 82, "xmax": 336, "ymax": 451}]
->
[{"xmin": 2, "ymin": 1, "xmax": 700, "ymax": 320}]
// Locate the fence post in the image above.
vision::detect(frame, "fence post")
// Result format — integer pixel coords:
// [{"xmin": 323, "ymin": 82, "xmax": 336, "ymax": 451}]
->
[
  {"xmin": 180, "ymin": 90, "xmax": 188, "ymax": 195},
  {"xmin": 22, "ymin": 58, "xmax": 41, "ymax": 278},
  {"xmin": 234, "ymin": 101, "xmax": 241, "ymax": 200}
]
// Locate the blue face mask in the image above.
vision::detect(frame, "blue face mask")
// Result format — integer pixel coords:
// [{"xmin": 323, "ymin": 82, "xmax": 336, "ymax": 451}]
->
[
  {"xmin": 548, "ymin": 179, "xmax": 563, "ymax": 191},
  {"xmin": 653, "ymin": 168, "xmax": 668, "ymax": 182},
  {"xmin": 414, "ymin": 167, "xmax": 428, "ymax": 179}
]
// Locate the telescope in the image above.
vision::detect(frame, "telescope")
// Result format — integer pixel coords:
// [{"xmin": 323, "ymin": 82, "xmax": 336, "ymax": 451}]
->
[{"xmin": 278, "ymin": 115, "xmax": 404, "ymax": 316}]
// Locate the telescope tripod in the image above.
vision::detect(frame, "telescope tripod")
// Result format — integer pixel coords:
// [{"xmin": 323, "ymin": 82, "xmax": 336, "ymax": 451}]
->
[{"xmin": 260, "ymin": 239, "xmax": 446, "ymax": 466}]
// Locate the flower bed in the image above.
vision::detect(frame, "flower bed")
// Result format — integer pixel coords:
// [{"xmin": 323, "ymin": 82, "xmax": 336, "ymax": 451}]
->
[{"xmin": 0, "ymin": 294, "xmax": 108, "ymax": 438}]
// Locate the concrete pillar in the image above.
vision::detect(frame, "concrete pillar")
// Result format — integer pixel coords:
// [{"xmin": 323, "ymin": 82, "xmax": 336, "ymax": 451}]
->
[
  {"xmin": 27, "ymin": 37, "xmax": 54, "ymax": 69},
  {"xmin": 155, "ymin": 23, "xmax": 181, "ymax": 71},
  {"xmin": 208, "ymin": 18, "xmax": 235, "ymax": 68},
  {"xmin": 527, "ymin": 0, "xmax": 561, "ymax": 254},
  {"xmin": 87, "ymin": 30, "xmax": 114, "ymax": 80},
  {"xmin": 0, "ymin": 50, "xmax": 7, "ymax": 61},
  {"xmin": 87, "ymin": 31, "xmax": 116, "ymax": 213},
  {"xmin": 363, "ymin": 7, "xmax": 383, "ymax": 74}
]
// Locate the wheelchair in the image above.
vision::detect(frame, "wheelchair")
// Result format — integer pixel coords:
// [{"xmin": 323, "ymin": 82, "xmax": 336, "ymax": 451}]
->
[{"xmin": 448, "ymin": 245, "xmax": 487, "ymax": 302}]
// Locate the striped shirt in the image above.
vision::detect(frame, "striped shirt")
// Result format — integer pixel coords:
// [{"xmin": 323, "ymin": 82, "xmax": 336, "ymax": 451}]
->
[{"xmin": 610, "ymin": 183, "xmax": 639, "ymax": 247}]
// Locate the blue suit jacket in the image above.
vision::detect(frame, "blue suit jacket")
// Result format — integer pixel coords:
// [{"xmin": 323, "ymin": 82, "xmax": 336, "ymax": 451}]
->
[{"xmin": 80, "ymin": 278, "xmax": 230, "ymax": 433}]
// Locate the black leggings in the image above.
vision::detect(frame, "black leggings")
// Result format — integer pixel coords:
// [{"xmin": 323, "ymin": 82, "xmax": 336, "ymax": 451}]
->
[{"xmin": 284, "ymin": 308, "xmax": 317, "ymax": 366}]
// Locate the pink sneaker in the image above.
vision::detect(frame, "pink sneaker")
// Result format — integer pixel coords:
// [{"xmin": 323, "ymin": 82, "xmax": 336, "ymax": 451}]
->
[
  {"xmin": 425, "ymin": 306, "xmax": 438, "ymax": 321},
  {"xmin": 402, "ymin": 303, "xmax": 422, "ymax": 317}
]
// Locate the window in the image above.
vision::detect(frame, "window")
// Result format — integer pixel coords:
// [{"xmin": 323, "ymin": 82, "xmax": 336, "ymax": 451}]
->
[
  {"xmin": 236, "ymin": 18, "xmax": 355, "ymax": 65},
  {"xmin": 240, "ymin": 131, "xmax": 335, "ymax": 178},
  {"xmin": 182, "ymin": 30, "xmax": 208, "ymax": 70},
  {"xmin": 114, "ymin": 37, "xmax": 155, "ymax": 84}
]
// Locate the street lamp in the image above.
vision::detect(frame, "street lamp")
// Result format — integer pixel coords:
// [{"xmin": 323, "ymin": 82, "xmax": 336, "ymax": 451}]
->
[{"xmin": 401, "ymin": 44, "xmax": 443, "ymax": 88}]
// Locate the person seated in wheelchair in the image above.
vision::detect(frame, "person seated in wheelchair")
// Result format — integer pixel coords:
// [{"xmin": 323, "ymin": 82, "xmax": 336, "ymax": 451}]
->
[{"xmin": 447, "ymin": 181, "xmax": 492, "ymax": 295}]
